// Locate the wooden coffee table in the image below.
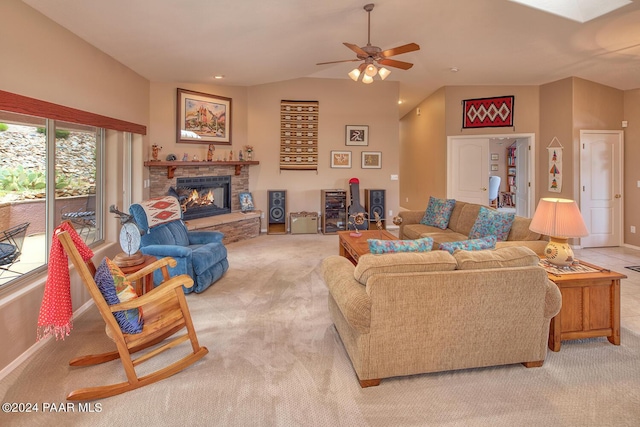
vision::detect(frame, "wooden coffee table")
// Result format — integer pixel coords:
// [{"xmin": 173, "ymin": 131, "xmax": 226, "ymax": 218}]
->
[
  {"xmin": 545, "ymin": 261, "xmax": 626, "ymax": 351},
  {"xmin": 338, "ymin": 229, "xmax": 397, "ymax": 265}
]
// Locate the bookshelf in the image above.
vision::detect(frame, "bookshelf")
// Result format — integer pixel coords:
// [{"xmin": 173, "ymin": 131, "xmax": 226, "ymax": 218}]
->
[{"xmin": 504, "ymin": 145, "xmax": 516, "ymax": 207}]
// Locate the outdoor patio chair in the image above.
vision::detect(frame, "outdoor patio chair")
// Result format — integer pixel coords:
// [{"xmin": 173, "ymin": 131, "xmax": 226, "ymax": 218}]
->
[{"xmin": 0, "ymin": 222, "xmax": 29, "ymax": 278}]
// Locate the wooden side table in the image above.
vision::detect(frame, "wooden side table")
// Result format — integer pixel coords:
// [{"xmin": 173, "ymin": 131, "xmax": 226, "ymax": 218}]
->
[
  {"xmin": 118, "ymin": 254, "xmax": 157, "ymax": 295},
  {"xmin": 545, "ymin": 261, "xmax": 626, "ymax": 351}
]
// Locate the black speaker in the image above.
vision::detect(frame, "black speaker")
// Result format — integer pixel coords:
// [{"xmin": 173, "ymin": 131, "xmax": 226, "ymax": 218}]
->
[
  {"xmin": 364, "ymin": 189, "xmax": 386, "ymax": 230},
  {"xmin": 268, "ymin": 190, "xmax": 287, "ymax": 234}
]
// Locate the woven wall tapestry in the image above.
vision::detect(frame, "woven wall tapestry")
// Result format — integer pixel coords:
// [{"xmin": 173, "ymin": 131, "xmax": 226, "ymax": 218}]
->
[
  {"xmin": 462, "ymin": 96, "xmax": 514, "ymax": 129},
  {"xmin": 547, "ymin": 137, "xmax": 563, "ymax": 193},
  {"xmin": 280, "ymin": 100, "xmax": 318, "ymax": 171}
]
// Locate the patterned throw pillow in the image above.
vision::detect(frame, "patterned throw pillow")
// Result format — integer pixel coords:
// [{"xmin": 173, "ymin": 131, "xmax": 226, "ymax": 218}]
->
[
  {"xmin": 420, "ymin": 197, "xmax": 456, "ymax": 229},
  {"xmin": 438, "ymin": 235, "xmax": 497, "ymax": 254},
  {"xmin": 94, "ymin": 258, "xmax": 144, "ymax": 334},
  {"xmin": 368, "ymin": 237, "xmax": 434, "ymax": 254},
  {"xmin": 468, "ymin": 206, "xmax": 515, "ymax": 241}
]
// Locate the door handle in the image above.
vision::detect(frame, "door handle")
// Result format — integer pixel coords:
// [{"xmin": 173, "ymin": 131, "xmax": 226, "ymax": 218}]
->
[
  {"xmin": 482, "ymin": 187, "xmax": 487, "ymax": 191},
  {"xmin": 615, "ymin": 194, "xmax": 621, "ymax": 198}
]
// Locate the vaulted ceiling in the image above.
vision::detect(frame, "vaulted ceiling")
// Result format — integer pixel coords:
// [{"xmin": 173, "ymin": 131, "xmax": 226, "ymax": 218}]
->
[{"xmin": 21, "ymin": 0, "xmax": 640, "ymax": 117}]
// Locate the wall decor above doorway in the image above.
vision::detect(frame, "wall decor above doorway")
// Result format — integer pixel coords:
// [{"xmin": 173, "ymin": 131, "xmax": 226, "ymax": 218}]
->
[{"xmin": 462, "ymin": 96, "xmax": 514, "ymax": 129}]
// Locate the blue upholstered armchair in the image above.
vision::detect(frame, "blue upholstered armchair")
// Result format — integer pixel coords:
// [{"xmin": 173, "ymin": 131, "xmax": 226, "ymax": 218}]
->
[{"xmin": 129, "ymin": 196, "xmax": 228, "ymax": 294}]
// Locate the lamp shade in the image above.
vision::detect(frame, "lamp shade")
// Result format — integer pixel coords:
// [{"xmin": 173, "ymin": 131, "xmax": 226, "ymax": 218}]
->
[
  {"xmin": 348, "ymin": 68, "xmax": 361, "ymax": 81},
  {"xmin": 529, "ymin": 198, "xmax": 589, "ymax": 238},
  {"xmin": 378, "ymin": 67, "xmax": 391, "ymax": 80}
]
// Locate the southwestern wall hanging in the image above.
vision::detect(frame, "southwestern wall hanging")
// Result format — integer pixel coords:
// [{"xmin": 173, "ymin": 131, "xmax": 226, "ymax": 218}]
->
[
  {"xmin": 280, "ymin": 100, "xmax": 319, "ymax": 171},
  {"xmin": 547, "ymin": 137, "xmax": 563, "ymax": 193},
  {"xmin": 462, "ymin": 96, "xmax": 514, "ymax": 129}
]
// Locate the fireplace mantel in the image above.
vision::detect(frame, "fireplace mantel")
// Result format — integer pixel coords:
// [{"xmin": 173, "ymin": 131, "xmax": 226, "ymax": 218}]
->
[{"xmin": 144, "ymin": 160, "xmax": 260, "ymax": 178}]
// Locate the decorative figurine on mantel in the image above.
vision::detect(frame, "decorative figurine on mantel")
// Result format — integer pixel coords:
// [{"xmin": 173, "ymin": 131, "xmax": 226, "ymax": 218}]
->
[
  {"xmin": 238, "ymin": 151, "xmax": 244, "ymax": 161},
  {"xmin": 182, "ymin": 153, "xmax": 189, "ymax": 161},
  {"xmin": 228, "ymin": 150, "xmax": 233, "ymax": 161},
  {"xmin": 244, "ymin": 145, "xmax": 254, "ymax": 160},
  {"xmin": 151, "ymin": 144, "xmax": 162, "ymax": 161},
  {"xmin": 207, "ymin": 144, "xmax": 215, "ymax": 162}
]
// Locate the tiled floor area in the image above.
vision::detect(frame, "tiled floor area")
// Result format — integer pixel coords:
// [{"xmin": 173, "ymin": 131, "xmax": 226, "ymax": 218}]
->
[{"xmin": 573, "ymin": 246, "xmax": 640, "ymax": 334}]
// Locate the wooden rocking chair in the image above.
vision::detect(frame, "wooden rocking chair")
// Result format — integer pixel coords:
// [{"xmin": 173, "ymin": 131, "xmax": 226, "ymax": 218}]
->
[{"xmin": 56, "ymin": 223, "xmax": 208, "ymax": 401}]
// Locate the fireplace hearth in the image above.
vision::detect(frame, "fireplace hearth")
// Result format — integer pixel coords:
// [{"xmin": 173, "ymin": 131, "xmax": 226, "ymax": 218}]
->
[{"xmin": 172, "ymin": 175, "xmax": 231, "ymax": 220}]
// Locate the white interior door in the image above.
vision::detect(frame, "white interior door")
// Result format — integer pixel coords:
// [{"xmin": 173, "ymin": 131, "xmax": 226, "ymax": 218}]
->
[
  {"xmin": 515, "ymin": 139, "xmax": 529, "ymax": 217},
  {"xmin": 447, "ymin": 137, "xmax": 489, "ymax": 204},
  {"xmin": 580, "ymin": 130, "xmax": 623, "ymax": 248}
]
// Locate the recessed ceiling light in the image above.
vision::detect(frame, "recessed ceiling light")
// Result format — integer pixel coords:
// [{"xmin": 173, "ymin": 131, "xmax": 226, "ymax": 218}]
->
[
  {"xmin": 213, "ymin": 75, "xmax": 225, "ymax": 79},
  {"xmin": 450, "ymin": 67, "xmax": 459, "ymax": 73},
  {"xmin": 398, "ymin": 100, "xmax": 403, "ymax": 105},
  {"xmin": 509, "ymin": 0, "xmax": 632, "ymax": 23}
]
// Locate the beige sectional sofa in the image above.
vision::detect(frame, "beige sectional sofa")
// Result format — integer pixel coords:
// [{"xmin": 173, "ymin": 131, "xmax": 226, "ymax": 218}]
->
[
  {"xmin": 322, "ymin": 247, "xmax": 562, "ymax": 387},
  {"xmin": 398, "ymin": 200, "xmax": 548, "ymax": 255}
]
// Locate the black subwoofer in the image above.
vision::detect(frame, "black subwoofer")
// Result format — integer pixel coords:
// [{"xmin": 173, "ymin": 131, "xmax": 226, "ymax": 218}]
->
[{"xmin": 364, "ymin": 189, "xmax": 386, "ymax": 230}]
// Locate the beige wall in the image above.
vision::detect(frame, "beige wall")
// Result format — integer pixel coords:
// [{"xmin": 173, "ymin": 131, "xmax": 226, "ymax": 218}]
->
[
  {"xmin": 148, "ymin": 78, "xmax": 401, "ymax": 220},
  {"xmin": 539, "ymin": 78, "xmax": 574, "ymax": 200},
  {"xmin": 399, "ymin": 88, "xmax": 446, "ymax": 209},
  {"xmin": 399, "ymin": 85, "xmax": 539, "ymax": 211},
  {"xmin": 624, "ymin": 89, "xmax": 640, "ymax": 246},
  {"xmin": 0, "ymin": 0, "xmax": 148, "ymax": 373}
]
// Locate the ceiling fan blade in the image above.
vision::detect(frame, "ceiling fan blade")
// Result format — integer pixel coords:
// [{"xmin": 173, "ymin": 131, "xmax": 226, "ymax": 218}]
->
[
  {"xmin": 343, "ymin": 42, "xmax": 369, "ymax": 57},
  {"xmin": 377, "ymin": 58, "xmax": 414, "ymax": 70},
  {"xmin": 316, "ymin": 59, "xmax": 361, "ymax": 65},
  {"xmin": 381, "ymin": 43, "xmax": 420, "ymax": 58}
]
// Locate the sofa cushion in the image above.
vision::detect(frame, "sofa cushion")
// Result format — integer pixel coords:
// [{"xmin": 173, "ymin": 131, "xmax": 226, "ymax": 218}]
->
[
  {"xmin": 507, "ymin": 216, "xmax": 542, "ymax": 241},
  {"xmin": 367, "ymin": 237, "xmax": 433, "ymax": 254},
  {"xmin": 354, "ymin": 251, "xmax": 457, "ymax": 285},
  {"xmin": 438, "ymin": 235, "xmax": 497, "ymax": 254},
  {"xmin": 448, "ymin": 202, "xmax": 482, "ymax": 235},
  {"xmin": 420, "ymin": 196, "xmax": 456, "ymax": 229},
  {"xmin": 94, "ymin": 258, "xmax": 144, "ymax": 334},
  {"xmin": 454, "ymin": 246, "xmax": 540, "ymax": 270},
  {"xmin": 402, "ymin": 223, "xmax": 448, "ymax": 240},
  {"xmin": 469, "ymin": 206, "xmax": 515, "ymax": 241}
]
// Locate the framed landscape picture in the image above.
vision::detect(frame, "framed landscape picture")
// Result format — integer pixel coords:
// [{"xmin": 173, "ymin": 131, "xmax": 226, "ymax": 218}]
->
[
  {"xmin": 177, "ymin": 88, "xmax": 232, "ymax": 144},
  {"xmin": 331, "ymin": 151, "xmax": 352, "ymax": 168},
  {"xmin": 345, "ymin": 125, "xmax": 368, "ymax": 146},
  {"xmin": 361, "ymin": 151, "xmax": 381, "ymax": 169}
]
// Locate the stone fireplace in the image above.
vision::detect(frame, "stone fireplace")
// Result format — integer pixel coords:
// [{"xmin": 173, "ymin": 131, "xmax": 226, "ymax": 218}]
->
[{"xmin": 146, "ymin": 162, "xmax": 260, "ymax": 243}]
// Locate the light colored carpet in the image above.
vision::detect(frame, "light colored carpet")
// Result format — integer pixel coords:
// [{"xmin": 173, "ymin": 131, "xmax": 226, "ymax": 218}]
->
[{"xmin": 2, "ymin": 233, "xmax": 640, "ymax": 426}]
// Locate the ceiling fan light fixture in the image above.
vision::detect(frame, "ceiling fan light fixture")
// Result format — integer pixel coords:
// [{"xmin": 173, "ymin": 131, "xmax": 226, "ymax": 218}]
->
[
  {"xmin": 365, "ymin": 64, "xmax": 378, "ymax": 77},
  {"xmin": 348, "ymin": 68, "xmax": 361, "ymax": 81},
  {"xmin": 378, "ymin": 67, "xmax": 391, "ymax": 80},
  {"xmin": 362, "ymin": 74, "xmax": 374, "ymax": 84}
]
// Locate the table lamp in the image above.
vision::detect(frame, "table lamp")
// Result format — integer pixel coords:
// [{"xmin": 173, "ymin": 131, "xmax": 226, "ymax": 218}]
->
[{"xmin": 529, "ymin": 198, "xmax": 589, "ymax": 267}]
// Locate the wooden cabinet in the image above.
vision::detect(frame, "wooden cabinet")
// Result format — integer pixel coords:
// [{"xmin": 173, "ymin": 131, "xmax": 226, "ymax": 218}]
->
[{"xmin": 321, "ymin": 189, "xmax": 347, "ymax": 234}]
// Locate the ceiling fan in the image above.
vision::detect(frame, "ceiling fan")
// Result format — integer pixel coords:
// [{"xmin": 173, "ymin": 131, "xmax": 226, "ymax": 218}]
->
[{"xmin": 316, "ymin": 3, "xmax": 420, "ymax": 83}]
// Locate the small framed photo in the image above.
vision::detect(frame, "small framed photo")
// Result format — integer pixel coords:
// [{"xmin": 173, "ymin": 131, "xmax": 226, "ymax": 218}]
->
[
  {"xmin": 331, "ymin": 151, "xmax": 352, "ymax": 168},
  {"xmin": 239, "ymin": 192, "xmax": 254, "ymax": 212},
  {"xmin": 491, "ymin": 153, "xmax": 499, "ymax": 161},
  {"xmin": 361, "ymin": 151, "xmax": 382, "ymax": 169},
  {"xmin": 491, "ymin": 164, "xmax": 499, "ymax": 171},
  {"xmin": 345, "ymin": 125, "xmax": 368, "ymax": 146}
]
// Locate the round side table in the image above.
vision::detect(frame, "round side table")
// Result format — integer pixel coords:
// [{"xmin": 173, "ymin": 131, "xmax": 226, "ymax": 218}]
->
[{"xmin": 118, "ymin": 254, "xmax": 157, "ymax": 295}]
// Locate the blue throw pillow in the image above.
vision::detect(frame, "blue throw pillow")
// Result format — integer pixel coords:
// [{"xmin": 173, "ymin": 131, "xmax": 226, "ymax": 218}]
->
[
  {"xmin": 368, "ymin": 237, "xmax": 434, "ymax": 254},
  {"xmin": 94, "ymin": 258, "xmax": 144, "ymax": 334},
  {"xmin": 438, "ymin": 236, "xmax": 497, "ymax": 254},
  {"xmin": 468, "ymin": 206, "xmax": 515, "ymax": 241},
  {"xmin": 420, "ymin": 197, "xmax": 456, "ymax": 229}
]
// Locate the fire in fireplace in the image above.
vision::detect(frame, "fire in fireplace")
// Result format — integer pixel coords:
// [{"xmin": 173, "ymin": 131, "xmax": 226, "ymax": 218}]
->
[{"xmin": 171, "ymin": 175, "xmax": 231, "ymax": 220}]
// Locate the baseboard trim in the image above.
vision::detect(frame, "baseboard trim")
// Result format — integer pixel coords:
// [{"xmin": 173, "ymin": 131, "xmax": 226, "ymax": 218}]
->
[{"xmin": 0, "ymin": 299, "xmax": 95, "ymax": 382}]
